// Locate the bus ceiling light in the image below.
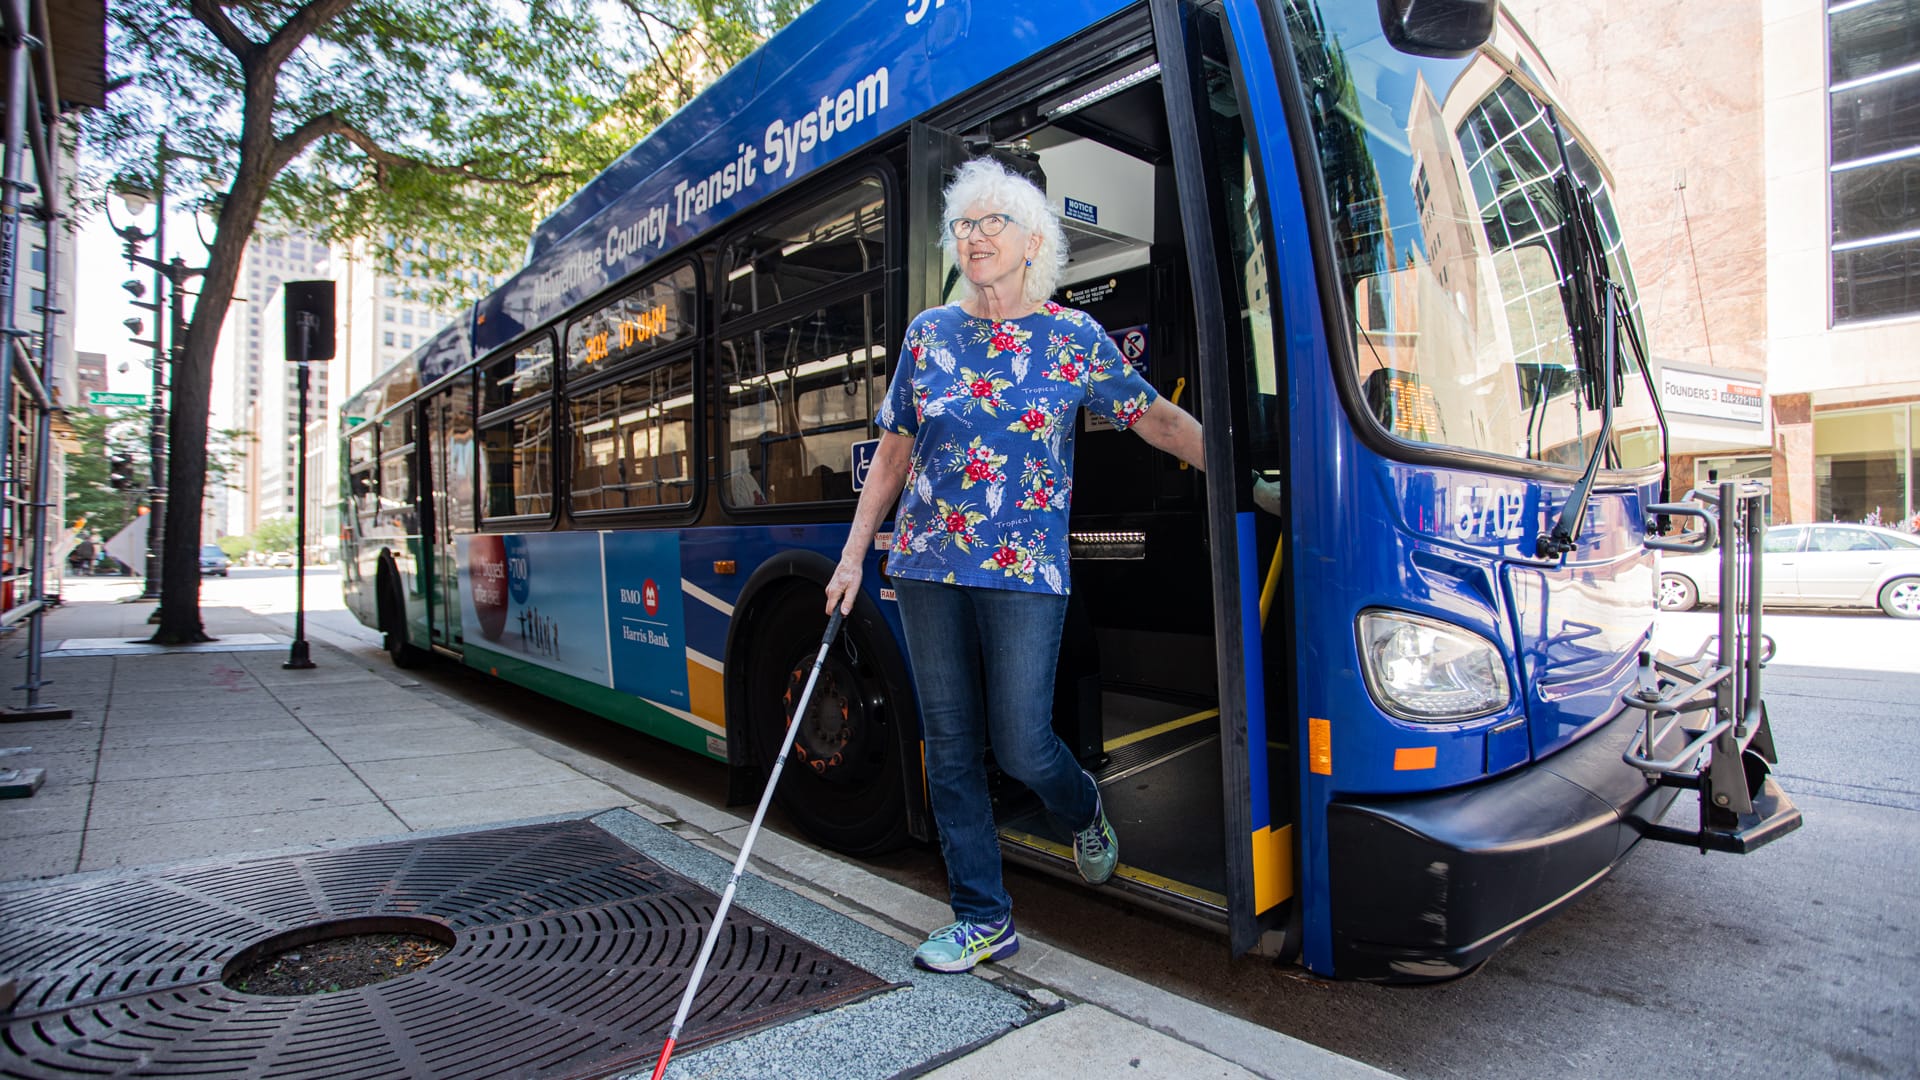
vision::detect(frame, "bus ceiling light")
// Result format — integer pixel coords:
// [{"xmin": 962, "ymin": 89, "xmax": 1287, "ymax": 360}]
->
[
  {"xmin": 1044, "ymin": 63, "xmax": 1161, "ymax": 120},
  {"xmin": 1357, "ymin": 610, "xmax": 1510, "ymax": 722}
]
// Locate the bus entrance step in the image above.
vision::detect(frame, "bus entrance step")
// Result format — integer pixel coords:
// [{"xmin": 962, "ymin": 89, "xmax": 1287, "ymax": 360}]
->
[{"xmin": 1640, "ymin": 771, "xmax": 1802, "ymax": 854}]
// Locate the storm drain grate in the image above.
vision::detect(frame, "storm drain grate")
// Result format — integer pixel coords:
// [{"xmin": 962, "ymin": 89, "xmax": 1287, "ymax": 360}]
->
[{"xmin": 0, "ymin": 820, "xmax": 889, "ymax": 1078}]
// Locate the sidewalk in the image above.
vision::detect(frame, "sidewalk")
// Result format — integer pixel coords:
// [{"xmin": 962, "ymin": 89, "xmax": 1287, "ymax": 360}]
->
[{"xmin": 0, "ymin": 581, "xmax": 1392, "ymax": 1080}]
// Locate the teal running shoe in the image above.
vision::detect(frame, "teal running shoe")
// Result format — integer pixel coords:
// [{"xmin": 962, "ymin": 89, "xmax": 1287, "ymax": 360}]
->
[
  {"xmin": 1074, "ymin": 789, "xmax": 1119, "ymax": 885},
  {"xmin": 912, "ymin": 916, "xmax": 1019, "ymax": 973}
]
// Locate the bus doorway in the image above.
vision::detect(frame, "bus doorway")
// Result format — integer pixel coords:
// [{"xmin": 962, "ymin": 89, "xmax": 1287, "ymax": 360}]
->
[
  {"xmin": 910, "ymin": 5, "xmax": 1292, "ymax": 945},
  {"xmin": 425, "ymin": 381, "xmax": 475, "ymax": 650}
]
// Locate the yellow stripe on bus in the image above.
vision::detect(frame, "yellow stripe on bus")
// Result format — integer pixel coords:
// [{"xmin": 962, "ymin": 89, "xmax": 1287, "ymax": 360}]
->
[
  {"xmin": 1252, "ymin": 823, "xmax": 1294, "ymax": 913},
  {"xmin": 1103, "ymin": 708, "xmax": 1220, "ymax": 753},
  {"xmin": 1000, "ymin": 829, "xmax": 1228, "ymax": 909},
  {"xmin": 686, "ymin": 659, "xmax": 726, "ymax": 727}
]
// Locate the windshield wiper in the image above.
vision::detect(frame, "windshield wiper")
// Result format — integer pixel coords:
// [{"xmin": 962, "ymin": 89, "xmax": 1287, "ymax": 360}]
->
[{"xmin": 1535, "ymin": 106, "xmax": 1621, "ymax": 560}]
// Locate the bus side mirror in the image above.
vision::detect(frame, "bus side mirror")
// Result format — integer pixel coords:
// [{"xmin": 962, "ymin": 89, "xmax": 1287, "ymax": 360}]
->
[{"xmin": 1377, "ymin": 0, "xmax": 1496, "ymax": 58}]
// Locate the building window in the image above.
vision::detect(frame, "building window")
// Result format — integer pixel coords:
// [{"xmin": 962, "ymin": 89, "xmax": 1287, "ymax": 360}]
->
[
  {"xmin": 28, "ymin": 287, "xmax": 44, "ymax": 313},
  {"xmin": 384, "ymin": 331, "xmax": 396, "ymax": 347},
  {"xmin": 384, "ymin": 308, "xmax": 395, "ymax": 322},
  {"xmin": 1815, "ymin": 404, "xmax": 1919, "ymax": 529},
  {"xmin": 402, "ymin": 333, "xmax": 414, "ymax": 347},
  {"xmin": 30, "ymin": 246, "xmax": 45, "ymax": 273},
  {"xmin": 1829, "ymin": 0, "xmax": 1920, "ymax": 323}
]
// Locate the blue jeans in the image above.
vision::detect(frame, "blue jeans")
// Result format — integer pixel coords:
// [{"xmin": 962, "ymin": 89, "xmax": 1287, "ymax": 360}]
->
[{"xmin": 893, "ymin": 577, "xmax": 1098, "ymax": 923}]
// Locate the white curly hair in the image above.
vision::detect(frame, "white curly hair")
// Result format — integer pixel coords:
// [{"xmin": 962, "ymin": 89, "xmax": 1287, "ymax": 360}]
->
[{"xmin": 940, "ymin": 157, "xmax": 1069, "ymax": 306}]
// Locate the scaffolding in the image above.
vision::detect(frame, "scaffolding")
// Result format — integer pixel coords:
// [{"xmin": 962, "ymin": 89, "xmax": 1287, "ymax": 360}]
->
[{"xmin": 0, "ymin": 0, "xmax": 99, "ymax": 723}]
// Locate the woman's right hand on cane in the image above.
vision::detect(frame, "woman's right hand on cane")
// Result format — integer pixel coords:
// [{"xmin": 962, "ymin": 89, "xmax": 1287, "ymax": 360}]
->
[{"xmin": 825, "ymin": 555, "xmax": 862, "ymax": 615}]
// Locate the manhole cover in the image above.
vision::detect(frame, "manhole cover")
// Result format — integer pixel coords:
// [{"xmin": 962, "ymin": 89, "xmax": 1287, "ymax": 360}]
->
[{"xmin": 0, "ymin": 820, "xmax": 888, "ymax": 1078}]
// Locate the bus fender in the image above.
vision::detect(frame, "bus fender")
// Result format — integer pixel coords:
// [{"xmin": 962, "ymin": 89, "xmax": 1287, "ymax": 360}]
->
[{"xmin": 720, "ymin": 549, "xmax": 926, "ymax": 840}]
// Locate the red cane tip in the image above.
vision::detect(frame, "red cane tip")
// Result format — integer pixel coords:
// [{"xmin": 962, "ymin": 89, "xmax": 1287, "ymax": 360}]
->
[{"xmin": 649, "ymin": 1038, "xmax": 676, "ymax": 1080}]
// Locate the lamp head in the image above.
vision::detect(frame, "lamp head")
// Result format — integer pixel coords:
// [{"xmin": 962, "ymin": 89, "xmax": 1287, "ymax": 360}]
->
[
  {"xmin": 111, "ymin": 180, "xmax": 154, "ymax": 217},
  {"xmin": 123, "ymin": 317, "xmax": 144, "ymax": 335},
  {"xmin": 121, "ymin": 279, "xmax": 145, "ymax": 299}
]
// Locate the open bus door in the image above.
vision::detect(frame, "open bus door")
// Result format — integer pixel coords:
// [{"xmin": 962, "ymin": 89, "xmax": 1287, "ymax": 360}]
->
[
  {"xmin": 902, "ymin": 6, "xmax": 1293, "ymax": 957},
  {"xmin": 1150, "ymin": 0, "xmax": 1291, "ymax": 957},
  {"xmin": 424, "ymin": 382, "xmax": 475, "ymax": 650}
]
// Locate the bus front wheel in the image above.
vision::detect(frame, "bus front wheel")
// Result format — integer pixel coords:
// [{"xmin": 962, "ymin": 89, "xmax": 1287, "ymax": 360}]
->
[{"xmin": 744, "ymin": 587, "xmax": 910, "ymax": 856}]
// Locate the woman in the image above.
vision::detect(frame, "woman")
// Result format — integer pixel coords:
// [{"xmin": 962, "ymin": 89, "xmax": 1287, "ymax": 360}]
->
[{"xmin": 823, "ymin": 158, "xmax": 1205, "ymax": 973}]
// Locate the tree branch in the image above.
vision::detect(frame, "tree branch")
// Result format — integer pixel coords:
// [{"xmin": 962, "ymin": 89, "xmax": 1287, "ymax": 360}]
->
[
  {"xmin": 270, "ymin": 111, "xmax": 575, "ymax": 189},
  {"xmin": 186, "ymin": 0, "xmax": 257, "ymax": 62},
  {"xmin": 613, "ymin": 0, "xmax": 695, "ymax": 37},
  {"xmin": 259, "ymin": 0, "xmax": 359, "ymax": 69}
]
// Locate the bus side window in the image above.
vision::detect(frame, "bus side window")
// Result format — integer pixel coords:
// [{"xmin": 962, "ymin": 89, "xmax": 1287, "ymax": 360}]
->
[
  {"xmin": 380, "ymin": 451, "xmax": 413, "ymax": 519},
  {"xmin": 568, "ymin": 356, "xmax": 697, "ymax": 513},
  {"xmin": 719, "ymin": 295, "xmax": 886, "ymax": 506},
  {"xmin": 477, "ymin": 335, "xmax": 558, "ymax": 521},
  {"xmin": 479, "ymin": 410, "xmax": 554, "ymax": 519},
  {"xmin": 717, "ymin": 176, "xmax": 888, "ymax": 509}
]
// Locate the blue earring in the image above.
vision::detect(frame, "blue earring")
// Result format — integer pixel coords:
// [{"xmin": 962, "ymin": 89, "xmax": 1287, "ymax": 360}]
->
[{"xmin": 1025, "ymin": 258, "xmax": 1032, "ymax": 267}]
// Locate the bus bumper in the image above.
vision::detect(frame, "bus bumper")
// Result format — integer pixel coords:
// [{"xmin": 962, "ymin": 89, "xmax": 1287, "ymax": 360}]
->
[{"xmin": 1325, "ymin": 702, "xmax": 1685, "ymax": 983}]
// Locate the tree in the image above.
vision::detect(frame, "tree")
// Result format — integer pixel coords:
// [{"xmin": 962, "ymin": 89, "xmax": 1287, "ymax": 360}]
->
[
  {"xmin": 254, "ymin": 516, "xmax": 299, "ymax": 553},
  {"xmin": 64, "ymin": 408, "xmax": 249, "ymax": 553},
  {"xmin": 63, "ymin": 409, "xmax": 149, "ymax": 540},
  {"xmin": 84, "ymin": 0, "xmax": 798, "ymax": 642}
]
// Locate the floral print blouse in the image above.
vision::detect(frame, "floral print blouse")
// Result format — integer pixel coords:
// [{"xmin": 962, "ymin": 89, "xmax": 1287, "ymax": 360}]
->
[{"xmin": 875, "ymin": 301, "xmax": 1158, "ymax": 595}]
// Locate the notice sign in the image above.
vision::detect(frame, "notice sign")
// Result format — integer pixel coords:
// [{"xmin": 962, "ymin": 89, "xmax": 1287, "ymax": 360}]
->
[{"xmin": 1659, "ymin": 367, "xmax": 1764, "ymax": 424}]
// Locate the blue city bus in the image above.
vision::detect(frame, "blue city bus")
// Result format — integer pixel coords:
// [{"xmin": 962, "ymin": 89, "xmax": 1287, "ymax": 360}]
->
[{"xmin": 341, "ymin": 0, "xmax": 1800, "ymax": 980}]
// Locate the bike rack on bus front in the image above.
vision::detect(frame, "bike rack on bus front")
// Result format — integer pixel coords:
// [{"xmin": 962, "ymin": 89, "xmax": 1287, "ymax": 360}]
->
[{"xmin": 1619, "ymin": 481, "xmax": 1802, "ymax": 854}]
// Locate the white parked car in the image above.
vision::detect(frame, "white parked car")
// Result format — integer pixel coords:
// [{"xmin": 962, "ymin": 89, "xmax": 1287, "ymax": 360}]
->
[{"xmin": 1659, "ymin": 523, "xmax": 1920, "ymax": 619}]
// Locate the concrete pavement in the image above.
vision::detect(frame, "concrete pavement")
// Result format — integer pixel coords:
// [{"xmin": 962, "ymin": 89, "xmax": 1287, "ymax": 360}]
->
[{"xmin": 0, "ymin": 577, "xmax": 1391, "ymax": 1080}]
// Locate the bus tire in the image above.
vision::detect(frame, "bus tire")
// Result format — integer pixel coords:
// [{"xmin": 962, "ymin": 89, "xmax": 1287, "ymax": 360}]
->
[
  {"xmin": 742, "ymin": 585, "xmax": 910, "ymax": 856},
  {"xmin": 380, "ymin": 568, "xmax": 427, "ymax": 669}
]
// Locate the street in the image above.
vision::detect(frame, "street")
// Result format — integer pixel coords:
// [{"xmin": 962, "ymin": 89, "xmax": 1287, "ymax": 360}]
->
[{"xmin": 199, "ymin": 567, "xmax": 1918, "ymax": 1078}]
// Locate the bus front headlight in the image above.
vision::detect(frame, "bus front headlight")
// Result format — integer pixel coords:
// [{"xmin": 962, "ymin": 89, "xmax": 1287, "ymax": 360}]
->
[{"xmin": 1357, "ymin": 611, "xmax": 1510, "ymax": 722}]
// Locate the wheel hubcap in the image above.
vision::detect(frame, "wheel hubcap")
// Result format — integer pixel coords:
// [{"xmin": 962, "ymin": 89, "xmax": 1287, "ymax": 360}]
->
[
  {"xmin": 1659, "ymin": 578, "xmax": 1687, "ymax": 608},
  {"xmin": 1892, "ymin": 582, "xmax": 1920, "ymax": 616},
  {"xmin": 781, "ymin": 652, "xmax": 878, "ymax": 783}
]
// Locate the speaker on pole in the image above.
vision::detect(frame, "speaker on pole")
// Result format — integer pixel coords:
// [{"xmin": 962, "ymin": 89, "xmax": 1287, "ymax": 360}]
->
[
  {"xmin": 281, "ymin": 279, "xmax": 332, "ymax": 671},
  {"xmin": 282, "ymin": 280, "xmax": 335, "ymax": 362}
]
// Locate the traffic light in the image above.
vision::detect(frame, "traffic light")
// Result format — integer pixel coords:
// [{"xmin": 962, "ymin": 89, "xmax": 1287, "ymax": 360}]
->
[{"xmin": 108, "ymin": 454, "xmax": 134, "ymax": 490}]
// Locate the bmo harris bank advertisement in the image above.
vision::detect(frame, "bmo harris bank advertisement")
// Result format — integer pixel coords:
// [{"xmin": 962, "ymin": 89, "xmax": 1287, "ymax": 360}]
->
[{"xmin": 458, "ymin": 532, "xmax": 690, "ymax": 709}]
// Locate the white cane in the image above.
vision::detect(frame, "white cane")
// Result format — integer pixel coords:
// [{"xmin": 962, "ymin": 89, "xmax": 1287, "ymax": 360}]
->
[{"xmin": 649, "ymin": 609, "xmax": 844, "ymax": 1080}]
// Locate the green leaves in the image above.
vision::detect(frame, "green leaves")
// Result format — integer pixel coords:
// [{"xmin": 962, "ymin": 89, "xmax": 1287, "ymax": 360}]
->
[{"xmin": 87, "ymin": 0, "xmax": 801, "ymax": 308}]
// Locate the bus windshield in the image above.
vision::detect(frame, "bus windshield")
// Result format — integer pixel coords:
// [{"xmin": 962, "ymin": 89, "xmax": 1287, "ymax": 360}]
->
[{"xmin": 1284, "ymin": 1, "xmax": 1661, "ymax": 472}]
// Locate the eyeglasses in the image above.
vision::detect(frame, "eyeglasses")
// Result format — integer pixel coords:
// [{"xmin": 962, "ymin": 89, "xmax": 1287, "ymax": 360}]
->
[{"xmin": 948, "ymin": 213, "xmax": 1019, "ymax": 239}]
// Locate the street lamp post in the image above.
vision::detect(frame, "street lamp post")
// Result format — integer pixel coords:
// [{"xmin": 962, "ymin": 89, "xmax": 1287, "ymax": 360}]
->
[{"xmin": 107, "ymin": 133, "xmax": 212, "ymax": 610}]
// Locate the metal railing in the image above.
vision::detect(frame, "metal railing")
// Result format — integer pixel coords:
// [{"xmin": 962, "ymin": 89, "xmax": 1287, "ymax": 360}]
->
[{"xmin": 1619, "ymin": 481, "xmax": 1798, "ymax": 853}]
